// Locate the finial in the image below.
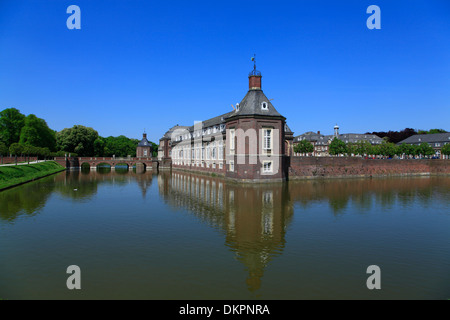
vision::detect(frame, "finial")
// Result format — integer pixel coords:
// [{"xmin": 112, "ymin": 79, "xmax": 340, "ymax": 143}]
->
[
  {"xmin": 251, "ymin": 54, "xmax": 256, "ymax": 70},
  {"xmin": 249, "ymin": 54, "xmax": 261, "ymax": 77}
]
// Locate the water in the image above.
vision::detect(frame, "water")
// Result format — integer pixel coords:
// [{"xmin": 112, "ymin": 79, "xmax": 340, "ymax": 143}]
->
[{"xmin": 0, "ymin": 169, "xmax": 449, "ymax": 299}]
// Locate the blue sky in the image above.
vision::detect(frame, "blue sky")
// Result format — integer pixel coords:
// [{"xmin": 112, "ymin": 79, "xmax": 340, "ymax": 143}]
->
[{"xmin": 1, "ymin": 0, "xmax": 449, "ymax": 143}]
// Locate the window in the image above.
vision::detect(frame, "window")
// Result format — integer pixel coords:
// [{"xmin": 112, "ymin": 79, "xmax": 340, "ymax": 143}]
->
[
  {"xmin": 263, "ymin": 161, "xmax": 273, "ymax": 173},
  {"xmin": 143, "ymin": 150, "xmax": 147, "ymax": 156},
  {"xmin": 229, "ymin": 161, "xmax": 234, "ymax": 172},
  {"xmin": 229, "ymin": 129, "xmax": 236, "ymax": 151},
  {"xmin": 219, "ymin": 163, "xmax": 223, "ymax": 169},
  {"xmin": 263, "ymin": 128, "xmax": 272, "ymax": 152},
  {"xmin": 261, "ymin": 101, "xmax": 268, "ymax": 110},
  {"xmin": 236, "ymin": 103, "xmax": 240, "ymax": 111}
]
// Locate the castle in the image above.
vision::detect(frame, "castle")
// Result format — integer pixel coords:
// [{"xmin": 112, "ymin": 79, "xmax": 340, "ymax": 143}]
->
[{"xmin": 149, "ymin": 64, "xmax": 294, "ymax": 182}]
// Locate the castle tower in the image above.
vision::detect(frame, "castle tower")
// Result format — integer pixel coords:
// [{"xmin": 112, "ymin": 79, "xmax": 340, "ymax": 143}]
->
[
  {"xmin": 225, "ymin": 58, "xmax": 288, "ymax": 181},
  {"xmin": 136, "ymin": 132, "xmax": 152, "ymax": 157}
]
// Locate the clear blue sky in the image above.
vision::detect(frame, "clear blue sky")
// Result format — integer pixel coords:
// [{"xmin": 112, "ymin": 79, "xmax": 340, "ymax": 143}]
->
[{"xmin": 1, "ymin": 0, "xmax": 449, "ymax": 143}]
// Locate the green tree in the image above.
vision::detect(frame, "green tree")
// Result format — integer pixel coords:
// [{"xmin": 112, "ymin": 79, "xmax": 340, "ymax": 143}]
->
[
  {"xmin": 355, "ymin": 141, "xmax": 371, "ymax": 156},
  {"xmin": 0, "ymin": 142, "xmax": 8, "ymax": 156},
  {"xmin": 19, "ymin": 114, "xmax": 56, "ymax": 151},
  {"xmin": 9, "ymin": 143, "xmax": 23, "ymax": 156},
  {"xmin": 103, "ymin": 135, "xmax": 139, "ymax": 157},
  {"xmin": 399, "ymin": 143, "xmax": 412, "ymax": 156},
  {"xmin": 419, "ymin": 142, "xmax": 434, "ymax": 157},
  {"xmin": 329, "ymin": 138, "xmax": 347, "ymax": 156},
  {"xmin": 294, "ymin": 139, "xmax": 314, "ymax": 155},
  {"xmin": 94, "ymin": 138, "xmax": 105, "ymax": 157},
  {"xmin": 0, "ymin": 141, "xmax": 8, "ymax": 164},
  {"xmin": 346, "ymin": 143, "xmax": 358, "ymax": 156},
  {"xmin": 379, "ymin": 141, "xmax": 398, "ymax": 158},
  {"xmin": 56, "ymin": 125, "xmax": 99, "ymax": 156},
  {"xmin": 0, "ymin": 108, "xmax": 26, "ymax": 147},
  {"xmin": 151, "ymin": 142, "xmax": 158, "ymax": 157},
  {"xmin": 441, "ymin": 144, "xmax": 450, "ymax": 156}
]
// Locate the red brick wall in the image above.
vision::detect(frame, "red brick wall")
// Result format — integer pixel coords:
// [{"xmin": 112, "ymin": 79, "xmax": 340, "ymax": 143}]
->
[
  {"xmin": 289, "ymin": 157, "xmax": 450, "ymax": 179},
  {"xmin": 226, "ymin": 117, "xmax": 286, "ymax": 181},
  {"xmin": 1, "ymin": 156, "xmax": 38, "ymax": 164},
  {"xmin": 249, "ymin": 76, "xmax": 261, "ymax": 89}
]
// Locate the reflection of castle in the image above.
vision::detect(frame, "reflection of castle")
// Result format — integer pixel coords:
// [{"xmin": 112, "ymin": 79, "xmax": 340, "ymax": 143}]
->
[{"xmin": 157, "ymin": 171, "xmax": 294, "ymax": 292}]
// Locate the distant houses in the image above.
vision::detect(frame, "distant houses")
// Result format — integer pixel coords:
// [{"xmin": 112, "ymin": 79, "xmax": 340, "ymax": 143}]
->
[
  {"xmin": 292, "ymin": 128, "xmax": 449, "ymax": 159},
  {"xmin": 397, "ymin": 133, "xmax": 450, "ymax": 159},
  {"xmin": 293, "ymin": 125, "xmax": 383, "ymax": 157}
]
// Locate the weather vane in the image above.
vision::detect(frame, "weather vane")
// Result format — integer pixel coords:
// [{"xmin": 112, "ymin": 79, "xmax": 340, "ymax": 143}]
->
[{"xmin": 251, "ymin": 54, "xmax": 256, "ymax": 71}]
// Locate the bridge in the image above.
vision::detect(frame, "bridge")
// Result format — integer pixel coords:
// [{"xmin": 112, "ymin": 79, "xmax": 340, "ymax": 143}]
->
[{"xmin": 54, "ymin": 156, "xmax": 159, "ymax": 171}]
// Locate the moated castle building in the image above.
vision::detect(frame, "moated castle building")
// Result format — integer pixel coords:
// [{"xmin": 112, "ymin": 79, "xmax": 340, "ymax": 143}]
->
[{"xmin": 156, "ymin": 66, "xmax": 294, "ymax": 182}]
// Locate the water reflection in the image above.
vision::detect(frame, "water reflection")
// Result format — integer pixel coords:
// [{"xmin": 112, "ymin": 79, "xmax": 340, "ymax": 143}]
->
[
  {"xmin": 1, "ymin": 170, "xmax": 449, "ymax": 296},
  {"xmin": 158, "ymin": 171, "xmax": 294, "ymax": 291},
  {"xmin": 0, "ymin": 170, "xmax": 154, "ymax": 221}
]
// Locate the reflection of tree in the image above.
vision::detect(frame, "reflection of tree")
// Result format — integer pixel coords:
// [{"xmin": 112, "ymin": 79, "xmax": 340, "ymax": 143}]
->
[
  {"xmin": 0, "ymin": 176, "xmax": 55, "ymax": 222},
  {"xmin": 288, "ymin": 177, "xmax": 450, "ymax": 214},
  {"xmin": 0, "ymin": 170, "xmax": 154, "ymax": 222}
]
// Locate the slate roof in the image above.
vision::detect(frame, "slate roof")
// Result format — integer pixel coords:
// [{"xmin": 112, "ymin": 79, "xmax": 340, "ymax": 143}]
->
[
  {"xmin": 226, "ymin": 89, "xmax": 284, "ymax": 119},
  {"xmin": 138, "ymin": 137, "xmax": 151, "ymax": 147},
  {"xmin": 398, "ymin": 133, "xmax": 450, "ymax": 145},
  {"xmin": 294, "ymin": 132, "xmax": 383, "ymax": 145}
]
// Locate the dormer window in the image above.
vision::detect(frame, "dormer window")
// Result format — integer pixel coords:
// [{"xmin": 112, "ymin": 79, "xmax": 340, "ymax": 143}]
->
[
  {"xmin": 261, "ymin": 101, "xmax": 268, "ymax": 110},
  {"xmin": 236, "ymin": 103, "xmax": 240, "ymax": 111}
]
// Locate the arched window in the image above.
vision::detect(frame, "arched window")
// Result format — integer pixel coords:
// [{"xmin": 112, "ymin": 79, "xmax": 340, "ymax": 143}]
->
[{"xmin": 261, "ymin": 101, "xmax": 268, "ymax": 110}]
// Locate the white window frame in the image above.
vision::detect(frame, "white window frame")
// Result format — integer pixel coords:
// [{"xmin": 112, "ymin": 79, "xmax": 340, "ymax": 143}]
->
[
  {"xmin": 262, "ymin": 160, "xmax": 273, "ymax": 173},
  {"xmin": 263, "ymin": 128, "xmax": 273, "ymax": 154},
  {"xmin": 229, "ymin": 160, "xmax": 234, "ymax": 172}
]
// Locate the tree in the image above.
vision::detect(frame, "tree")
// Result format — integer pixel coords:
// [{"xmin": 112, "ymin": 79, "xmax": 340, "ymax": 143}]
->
[
  {"xmin": 367, "ymin": 128, "xmax": 417, "ymax": 144},
  {"xmin": 0, "ymin": 141, "xmax": 8, "ymax": 164},
  {"xmin": 441, "ymin": 144, "xmax": 450, "ymax": 156},
  {"xmin": 151, "ymin": 142, "xmax": 158, "ymax": 157},
  {"xmin": 9, "ymin": 143, "xmax": 23, "ymax": 165},
  {"xmin": 0, "ymin": 108, "xmax": 26, "ymax": 147},
  {"xmin": 346, "ymin": 143, "xmax": 358, "ymax": 156},
  {"xmin": 419, "ymin": 142, "xmax": 434, "ymax": 157},
  {"xmin": 379, "ymin": 141, "xmax": 398, "ymax": 158},
  {"xmin": 19, "ymin": 114, "xmax": 56, "ymax": 151},
  {"xmin": 294, "ymin": 139, "xmax": 314, "ymax": 155},
  {"xmin": 418, "ymin": 129, "xmax": 448, "ymax": 135},
  {"xmin": 56, "ymin": 125, "xmax": 99, "ymax": 156},
  {"xmin": 94, "ymin": 138, "xmax": 105, "ymax": 157},
  {"xmin": 102, "ymin": 135, "xmax": 139, "ymax": 157},
  {"xmin": 355, "ymin": 140, "xmax": 372, "ymax": 156},
  {"xmin": 0, "ymin": 142, "xmax": 8, "ymax": 156},
  {"xmin": 329, "ymin": 138, "xmax": 347, "ymax": 156}
]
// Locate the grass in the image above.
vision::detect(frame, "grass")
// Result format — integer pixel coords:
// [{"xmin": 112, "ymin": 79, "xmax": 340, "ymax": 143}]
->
[{"xmin": 0, "ymin": 161, "xmax": 66, "ymax": 191}]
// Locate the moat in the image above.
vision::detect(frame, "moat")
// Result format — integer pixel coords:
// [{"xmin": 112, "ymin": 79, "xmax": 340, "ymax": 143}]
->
[{"xmin": 1, "ymin": 169, "xmax": 449, "ymax": 299}]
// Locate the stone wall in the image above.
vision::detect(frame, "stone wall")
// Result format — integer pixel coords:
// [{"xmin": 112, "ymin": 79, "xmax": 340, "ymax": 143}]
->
[{"xmin": 289, "ymin": 157, "xmax": 450, "ymax": 179}]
